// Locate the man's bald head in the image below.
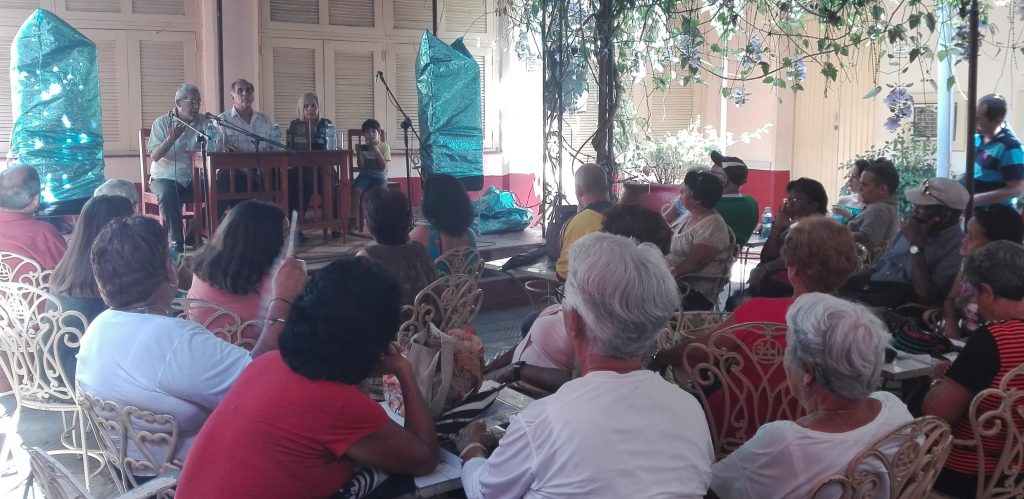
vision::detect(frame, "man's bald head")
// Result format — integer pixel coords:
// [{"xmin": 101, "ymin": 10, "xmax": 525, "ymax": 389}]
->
[
  {"xmin": 575, "ymin": 163, "xmax": 609, "ymax": 200},
  {"xmin": 0, "ymin": 165, "xmax": 41, "ymax": 212}
]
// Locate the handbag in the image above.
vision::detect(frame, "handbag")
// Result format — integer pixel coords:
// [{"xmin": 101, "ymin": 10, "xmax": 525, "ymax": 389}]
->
[{"xmin": 386, "ymin": 324, "xmax": 485, "ymax": 419}]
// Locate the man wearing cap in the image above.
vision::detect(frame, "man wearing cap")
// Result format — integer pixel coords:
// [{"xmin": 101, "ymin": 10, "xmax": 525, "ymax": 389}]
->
[
  {"xmin": 841, "ymin": 177, "xmax": 968, "ymax": 307},
  {"xmin": 967, "ymin": 94, "xmax": 1024, "ymax": 206},
  {"xmin": 710, "ymin": 151, "xmax": 759, "ymax": 246}
]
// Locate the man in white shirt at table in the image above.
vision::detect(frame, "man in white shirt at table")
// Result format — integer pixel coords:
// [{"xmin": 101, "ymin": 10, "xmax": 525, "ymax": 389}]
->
[
  {"xmin": 455, "ymin": 232, "xmax": 714, "ymax": 499},
  {"xmin": 218, "ymin": 78, "xmax": 276, "ymax": 152}
]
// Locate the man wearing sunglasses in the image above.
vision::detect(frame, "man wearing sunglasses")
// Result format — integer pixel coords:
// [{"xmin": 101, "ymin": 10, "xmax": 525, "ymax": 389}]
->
[
  {"xmin": 841, "ymin": 177, "xmax": 968, "ymax": 308},
  {"xmin": 967, "ymin": 94, "xmax": 1024, "ymax": 207}
]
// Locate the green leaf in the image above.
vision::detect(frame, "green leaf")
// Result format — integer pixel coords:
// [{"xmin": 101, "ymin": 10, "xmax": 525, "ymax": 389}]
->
[
  {"xmin": 821, "ymin": 62, "xmax": 838, "ymax": 81},
  {"xmin": 864, "ymin": 86, "xmax": 883, "ymax": 98},
  {"xmin": 925, "ymin": 13, "xmax": 936, "ymax": 31},
  {"xmin": 763, "ymin": 76, "xmax": 775, "ymax": 84},
  {"xmin": 937, "ymin": 49, "xmax": 948, "ymax": 62},
  {"xmin": 759, "ymin": 62, "xmax": 770, "ymax": 76},
  {"xmin": 909, "ymin": 48, "xmax": 920, "ymax": 63},
  {"xmin": 908, "ymin": 13, "xmax": 920, "ymax": 29},
  {"xmin": 776, "ymin": 79, "xmax": 787, "ymax": 89},
  {"xmin": 946, "ymin": 75, "xmax": 957, "ymax": 90},
  {"xmin": 722, "ymin": 87, "xmax": 732, "ymax": 98}
]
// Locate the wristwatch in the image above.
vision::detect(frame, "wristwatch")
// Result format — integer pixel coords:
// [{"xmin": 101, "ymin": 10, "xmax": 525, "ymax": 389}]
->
[
  {"xmin": 909, "ymin": 245, "xmax": 921, "ymax": 255},
  {"xmin": 511, "ymin": 361, "xmax": 526, "ymax": 382}
]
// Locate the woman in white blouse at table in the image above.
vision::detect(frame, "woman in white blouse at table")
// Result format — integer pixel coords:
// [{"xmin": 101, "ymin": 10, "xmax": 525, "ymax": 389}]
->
[
  {"xmin": 456, "ymin": 232, "xmax": 714, "ymax": 499},
  {"xmin": 710, "ymin": 293, "xmax": 913, "ymax": 499}
]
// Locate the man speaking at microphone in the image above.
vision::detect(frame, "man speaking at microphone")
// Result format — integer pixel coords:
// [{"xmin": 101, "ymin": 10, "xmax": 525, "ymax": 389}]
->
[{"xmin": 147, "ymin": 83, "xmax": 211, "ymax": 253}]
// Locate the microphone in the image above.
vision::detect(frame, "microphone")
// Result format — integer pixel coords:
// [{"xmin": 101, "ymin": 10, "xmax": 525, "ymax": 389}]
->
[
  {"xmin": 376, "ymin": 71, "xmax": 383, "ymax": 82},
  {"xmin": 204, "ymin": 112, "xmax": 224, "ymax": 123}
]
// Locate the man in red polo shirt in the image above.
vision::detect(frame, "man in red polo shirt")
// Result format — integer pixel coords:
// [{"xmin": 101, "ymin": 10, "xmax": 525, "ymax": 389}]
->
[{"xmin": 0, "ymin": 165, "xmax": 67, "ymax": 269}]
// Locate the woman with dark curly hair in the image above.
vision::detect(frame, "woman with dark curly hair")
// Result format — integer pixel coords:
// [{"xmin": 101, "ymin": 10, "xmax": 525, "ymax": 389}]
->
[
  {"xmin": 668, "ymin": 169, "xmax": 734, "ymax": 310},
  {"xmin": 176, "ymin": 257, "xmax": 439, "ymax": 498},
  {"xmin": 410, "ymin": 173, "xmax": 477, "ymax": 262},
  {"xmin": 358, "ymin": 187, "xmax": 438, "ymax": 306},
  {"xmin": 188, "ymin": 200, "xmax": 286, "ymax": 330}
]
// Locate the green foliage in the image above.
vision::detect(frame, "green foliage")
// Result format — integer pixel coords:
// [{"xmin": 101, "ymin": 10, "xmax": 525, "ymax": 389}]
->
[{"xmin": 840, "ymin": 128, "xmax": 938, "ymax": 213}]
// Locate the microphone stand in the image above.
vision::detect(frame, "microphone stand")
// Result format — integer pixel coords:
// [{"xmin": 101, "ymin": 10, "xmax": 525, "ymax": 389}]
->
[
  {"xmin": 376, "ymin": 71, "xmax": 427, "ymax": 204},
  {"xmin": 170, "ymin": 112, "xmax": 214, "ymax": 236}
]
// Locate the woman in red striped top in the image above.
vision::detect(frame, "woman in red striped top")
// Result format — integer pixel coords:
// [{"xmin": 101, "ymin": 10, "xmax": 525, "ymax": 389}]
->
[{"xmin": 923, "ymin": 241, "xmax": 1024, "ymax": 498}]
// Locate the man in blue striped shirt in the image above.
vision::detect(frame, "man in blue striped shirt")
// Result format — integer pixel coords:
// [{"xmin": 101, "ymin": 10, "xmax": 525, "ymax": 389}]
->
[{"xmin": 966, "ymin": 94, "xmax": 1024, "ymax": 206}]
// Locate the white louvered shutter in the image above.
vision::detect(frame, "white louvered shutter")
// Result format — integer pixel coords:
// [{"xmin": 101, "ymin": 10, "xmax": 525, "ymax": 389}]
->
[
  {"xmin": 132, "ymin": 0, "xmax": 186, "ymax": 15},
  {"xmin": 94, "ymin": 39, "xmax": 122, "ymax": 150},
  {"xmin": 645, "ymin": 82, "xmax": 697, "ymax": 138},
  {"xmin": 139, "ymin": 40, "xmax": 185, "ymax": 131},
  {"xmin": 272, "ymin": 47, "xmax": 317, "ymax": 124},
  {"xmin": 3, "ymin": 1, "xmax": 41, "ymax": 9},
  {"xmin": 0, "ymin": 30, "xmax": 14, "ymax": 152},
  {"xmin": 444, "ymin": 0, "xmax": 487, "ymax": 35},
  {"xmin": 65, "ymin": 0, "xmax": 121, "ymax": 12},
  {"xmin": 393, "ymin": 0, "xmax": 432, "ymax": 30},
  {"xmin": 269, "ymin": 0, "xmax": 319, "ymax": 24},
  {"xmin": 333, "ymin": 50, "xmax": 375, "ymax": 134},
  {"xmin": 329, "ymin": 0, "xmax": 375, "ymax": 27},
  {"xmin": 394, "ymin": 51, "xmax": 420, "ymax": 148},
  {"xmin": 473, "ymin": 54, "xmax": 486, "ymax": 145}
]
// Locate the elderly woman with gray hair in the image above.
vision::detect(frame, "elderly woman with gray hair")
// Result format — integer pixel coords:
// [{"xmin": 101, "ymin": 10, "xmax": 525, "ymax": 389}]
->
[
  {"xmin": 711, "ymin": 293, "xmax": 912, "ymax": 499},
  {"xmin": 457, "ymin": 232, "xmax": 714, "ymax": 498}
]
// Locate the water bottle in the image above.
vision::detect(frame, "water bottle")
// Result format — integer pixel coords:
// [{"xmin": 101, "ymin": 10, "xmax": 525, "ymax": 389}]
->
[
  {"xmin": 759, "ymin": 207, "xmax": 773, "ymax": 238},
  {"xmin": 325, "ymin": 123, "xmax": 337, "ymax": 150},
  {"xmin": 271, "ymin": 123, "xmax": 282, "ymax": 151},
  {"xmin": 204, "ymin": 123, "xmax": 219, "ymax": 152}
]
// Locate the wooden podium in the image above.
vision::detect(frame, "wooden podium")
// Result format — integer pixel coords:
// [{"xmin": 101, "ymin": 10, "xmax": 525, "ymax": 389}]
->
[{"xmin": 191, "ymin": 150, "xmax": 351, "ymax": 239}]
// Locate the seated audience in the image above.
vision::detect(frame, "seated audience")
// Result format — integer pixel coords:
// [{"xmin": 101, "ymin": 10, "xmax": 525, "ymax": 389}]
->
[
  {"xmin": 351, "ymin": 118, "xmax": 392, "ymax": 227},
  {"xmin": 924, "ymin": 241, "xmax": 1024, "ymax": 498},
  {"xmin": 0, "ymin": 165, "xmax": 67, "ymax": 269},
  {"xmin": 187, "ymin": 200, "xmax": 286, "ymax": 341},
  {"xmin": 48, "ymin": 195, "xmax": 135, "ymax": 381},
  {"xmin": 285, "ymin": 92, "xmax": 333, "ymax": 238},
  {"xmin": 668, "ymin": 169, "xmax": 734, "ymax": 310},
  {"xmin": 942, "ymin": 204, "xmax": 1024, "ymax": 339},
  {"xmin": 711, "ymin": 293, "xmax": 913, "ymax": 498},
  {"xmin": 77, "ymin": 216, "xmax": 305, "ymax": 467},
  {"xmin": 743, "ymin": 177, "xmax": 828, "ymax": 300},
  {"xmin": 485, "ymin": 203, "xmax": 673, "ymax": 392},
  {"xmin": 358, "ymin": 188, "xmax": 437, "ymax": 306},
  {"xmin": 710, "ymin": 151, "xmax": 759, "ymax": 246},
  {"xmin": 556, "ymin": 163, "xmax": 613, "ymax": 280},
  {"xmin": 94, "ymin": 178, "xmax": 140, "ymax": 208},
  {"xmin": 841, "ymin": 177, "xmax": 968, "ymax": 307},
  {"xmin": 410, "ymin": 173, "xmax": 478, "ymax": 263},
  {"xmin": 832, "ymin": 159, "xmax": 868, "ymax": 224},
  {"xmin": 652, "ymin": 215, "xmax": 859, "ymax": 369},
  {"xmin": 176, "ymin": 257, "xmax": 439, "ymax": 498},
  {"xmin": 459, "ymin": 232, "xmax": 713, "ymax": 498},
  {"xmin": 847, "ymin": 158, "xmax": 900, "ymax": 262}
]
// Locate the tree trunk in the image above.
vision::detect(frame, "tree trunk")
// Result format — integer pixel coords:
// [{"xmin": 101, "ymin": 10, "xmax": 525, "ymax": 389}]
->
[{"xmin": 593, "ymin": 0, "xmax": 619, "ymax": 196}]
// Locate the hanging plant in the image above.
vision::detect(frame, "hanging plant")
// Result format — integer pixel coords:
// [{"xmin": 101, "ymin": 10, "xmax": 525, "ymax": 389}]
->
[{"xmin": 882, "ymin": 85, "xmax": 915, "ymax": 132}]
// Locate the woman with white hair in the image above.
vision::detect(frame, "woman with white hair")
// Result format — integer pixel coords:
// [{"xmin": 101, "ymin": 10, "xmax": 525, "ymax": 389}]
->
[
  {"xmin": 711, "ymin": 293, "xmax": 912, "ymax": 498},
  {"xmin": 456, "ymin": 232, "xmax": 714, "ymax": 498}
]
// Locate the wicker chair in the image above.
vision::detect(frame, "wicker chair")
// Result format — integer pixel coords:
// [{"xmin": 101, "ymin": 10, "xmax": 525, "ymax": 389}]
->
[
  {"xmin": 940, "ymin": 363, "xmax": 1024, "ymax": 499},
  {"xmin": 681, "ymin": 321, "xmax": 802, "ymax": 459},
  {"xmin": 434, "ymin": 246, "xmax": 484, "ymax": 282},
  {"xmin": 396, "ymin": 274, "xmax": 483, "ymax": 348},
  {"xmin": 77, "ymin": 390, "xmax": 184, "ymax": 493},
  {"xmin": 171, "ymin": 297, "xmax": 260, "ymax": 350},
  {"xmin": 26, "ymin": 446, "xmax": 178, "ymax": 499},
  {"xmin": 808, "ymin": 416, "xmax": 953, "ymax": 499},
  {"xmin": 0, "ymin": 251, "xmax": 52, "ymax": 290},
  {"xmin": 0, "ymin": 282, "xmax": 96, "ymax": 486}
]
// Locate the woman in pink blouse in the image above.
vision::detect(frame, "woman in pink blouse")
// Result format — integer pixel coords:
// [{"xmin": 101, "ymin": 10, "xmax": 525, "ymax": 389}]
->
[{"xmin": 187, "ymin": 201, "xmax": 286, "ymax": 346}]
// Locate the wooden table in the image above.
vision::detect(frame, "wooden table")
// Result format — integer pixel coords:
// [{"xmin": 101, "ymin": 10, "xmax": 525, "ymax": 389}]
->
[
  {"xmin": 381, "ymin": 383, "xmax": 534, "ymax": 497},
  {"xmin": 190, "ymin": 150, "xmax": 351, "ymax": 239}
]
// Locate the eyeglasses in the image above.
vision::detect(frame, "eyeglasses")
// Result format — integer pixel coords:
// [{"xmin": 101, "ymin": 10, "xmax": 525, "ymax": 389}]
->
[
  {"xmin": 921, "ymin": 180, "xmax": 950, "ymax": 208},
  {"xmin": 177, "ymin": 98, "xmax": 201, "ymax": 107}
]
